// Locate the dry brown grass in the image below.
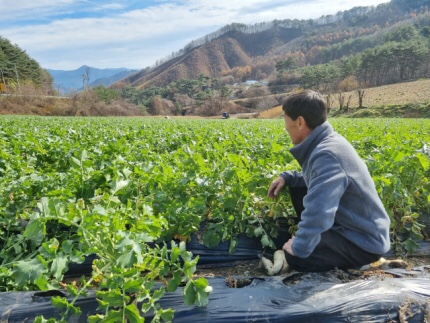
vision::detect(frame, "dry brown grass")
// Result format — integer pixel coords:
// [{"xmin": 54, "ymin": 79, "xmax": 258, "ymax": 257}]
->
[
  {"xmin": 257, "ymin": 79, "xmax": 430, "ymax": 119},
  {"xmin": 332, "ymin": 79, "xmax": 430, "ymax": 109},
  {"xmin": 0, "ymin": 88, "xmax": 144, "ymax": 116},
  {"xmin": 258, "ymin": 105, "xmax": 283, "ymax": 119}
]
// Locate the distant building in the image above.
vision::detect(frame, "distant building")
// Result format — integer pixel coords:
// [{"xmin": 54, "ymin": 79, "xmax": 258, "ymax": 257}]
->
[{"xmin": 245, "ymin": 80, "xmax": 259, "ymax": 86}]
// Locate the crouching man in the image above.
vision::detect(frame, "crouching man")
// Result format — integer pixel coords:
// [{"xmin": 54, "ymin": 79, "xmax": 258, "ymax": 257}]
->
[{"xmin": 267, "ymin": 90, "xmax": 391, "ymax": 272}]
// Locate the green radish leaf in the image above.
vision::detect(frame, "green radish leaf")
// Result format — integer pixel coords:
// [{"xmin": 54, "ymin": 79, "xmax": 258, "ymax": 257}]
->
[
  {"xmin": 12, "ymin": 256, "xmax": 47, "ymax": 286},
  {"xmin": 183, "ymin": 281, "xmax": 196, "ymax": 306},
  {"xmin": 125, "ymin": 303, "xmax": 144, "ymax": 323},
  {"xmin": 24, "ymin": 219, "xmax": 45, "ymax": 244}
]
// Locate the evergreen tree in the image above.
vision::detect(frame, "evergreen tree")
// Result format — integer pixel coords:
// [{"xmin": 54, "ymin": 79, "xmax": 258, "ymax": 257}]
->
[{"xmin": 0, "ymin": 36, "xmax": 50, "ymax": 87}]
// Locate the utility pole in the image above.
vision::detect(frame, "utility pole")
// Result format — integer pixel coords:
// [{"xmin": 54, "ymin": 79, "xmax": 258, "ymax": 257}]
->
[
  {"xmin": 0, "ymin": 69, "xmax": 7, "ymax": 93},
  {"xmin": 14, "ymin": 63, "xmax": 21, "ymax": 95}
]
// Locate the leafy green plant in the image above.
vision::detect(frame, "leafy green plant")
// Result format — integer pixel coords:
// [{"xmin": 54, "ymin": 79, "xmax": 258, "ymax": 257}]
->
[
  {"xmin": 16, "ymin": 191, "xmax": 210, "ymax": 321},
  {"xmin": 0, "ymin": 116, "xmax": 428, "ymax": 321}
]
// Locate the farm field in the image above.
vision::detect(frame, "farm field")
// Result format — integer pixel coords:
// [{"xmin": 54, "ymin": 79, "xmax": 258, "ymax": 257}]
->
[{"xmin": 0, "ymin": 116, "xmax": 429, "ymax": 321}]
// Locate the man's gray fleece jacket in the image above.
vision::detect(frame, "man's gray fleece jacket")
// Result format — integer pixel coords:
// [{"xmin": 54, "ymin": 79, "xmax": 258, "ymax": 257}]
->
[{"xmin": 280, "ymin": 121, "xmax": 391, "ymax": 258}]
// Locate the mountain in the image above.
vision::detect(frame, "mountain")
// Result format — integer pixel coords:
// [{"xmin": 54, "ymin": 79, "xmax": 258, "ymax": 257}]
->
[
  {"xmin": 116, "ymin": 28, "xmax": 300, "ymax": 89},
  {"xmin": 47, "ymin": 65, "xmax": 138, "ymax": 93},
  {"xmin": 89, "ymin": 70, "xmax": 139, "ymax": 88},
  {"xmin": 114, "ymin": 0, "xmax": 429, "ymax": 90}
]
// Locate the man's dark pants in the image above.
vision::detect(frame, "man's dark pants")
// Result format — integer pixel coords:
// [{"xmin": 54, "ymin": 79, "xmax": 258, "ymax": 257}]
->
[{"xmin": 283, "ymin": 187, "xmax": 381, "ymax": 272}]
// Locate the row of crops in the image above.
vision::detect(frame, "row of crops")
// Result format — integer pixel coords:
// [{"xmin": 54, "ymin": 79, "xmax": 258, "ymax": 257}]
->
[{"xmin": 0, "ymin": 116, "xmax": 429, "ymax": 321}]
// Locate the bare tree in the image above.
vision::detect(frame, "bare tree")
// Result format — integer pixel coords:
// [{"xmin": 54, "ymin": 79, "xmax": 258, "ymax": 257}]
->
[
  {"xmin": 338, "ymin": 76, "xmax": 358, "ymax": 112},
  {"xmin": 345, "ymin": 94, "xmax": 353, "ymax": 111},
  {"xmin": 356, "ymin": 88, "xmax": 366, "ymax": 108},
  {"xmin": 82, "ymin": 74, "xmax": 87, "ymax": 89},
  {"xmin": 85, "ymin": 66, "xmax": 90, "ymax": 86},
  {"xmin": 337, "ymin": 93, "xmax": 345, "ymax": 112},
  {"xmin": 325, "ymin": 94, "xmax": 335, "ymax": 113},
  {"xmin": 82, "ymin": 66, "xmax": 90, "ymax": 89}
]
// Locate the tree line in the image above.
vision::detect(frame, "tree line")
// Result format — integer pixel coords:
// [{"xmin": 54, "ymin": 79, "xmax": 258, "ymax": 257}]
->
[
  {"xmin": 0, "ymin": 36, "xmax": 52, "ymax": 91},
  {"xmin": 272, "ymin": 22, "xmax": 430, "ymax": 90},
  {"xmin": 119, "ymin": 74, "xmax": 233, "ymax": 116}
]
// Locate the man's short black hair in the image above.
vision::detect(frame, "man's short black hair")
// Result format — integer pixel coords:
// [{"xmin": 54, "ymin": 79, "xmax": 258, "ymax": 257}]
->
[{"xmin": 282, "ymin": 90, "xmax": 327, "ymax": 129}]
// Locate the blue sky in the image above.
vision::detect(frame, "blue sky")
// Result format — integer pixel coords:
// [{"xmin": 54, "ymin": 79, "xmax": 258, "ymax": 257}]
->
[{"xmin": 0, "ymin": 0, "xmax": 390, "ymax": 71}]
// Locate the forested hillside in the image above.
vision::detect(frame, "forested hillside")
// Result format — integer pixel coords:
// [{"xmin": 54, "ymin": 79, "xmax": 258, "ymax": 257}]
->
[
  {"xmin": 111, "ymin": 0, "xmax": 429, "ymax": 117},
  {"xmin": 116, "ymin": 0, "xmax": 429, "ymax": 91},
  {"xmin": 295, "ymin": 22, "xmax": 429, "ymax": 91},
  {"xmin": 0, "ymin": 37, "xmax": 53, "ymax": 93}
]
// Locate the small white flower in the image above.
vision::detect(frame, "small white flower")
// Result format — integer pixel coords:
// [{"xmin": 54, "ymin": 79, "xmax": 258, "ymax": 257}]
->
[{"xmin": 204, "ymin": 286, "xmax": 213, "ymax": 293}]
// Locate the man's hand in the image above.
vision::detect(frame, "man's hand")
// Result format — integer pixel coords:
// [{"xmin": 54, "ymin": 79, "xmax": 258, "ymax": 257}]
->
[
  {"xmin": 282, "ymin": 237, "xmax": 295, "ymax": 256},
  {"xmin": 267, "ymin": 176, "xmax": 286, "ymax": 199}
]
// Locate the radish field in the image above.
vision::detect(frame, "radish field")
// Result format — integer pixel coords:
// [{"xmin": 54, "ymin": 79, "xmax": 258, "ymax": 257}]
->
[{"xmin": 0, "ymin": 116, "xmax": 429, "ymax": 321}]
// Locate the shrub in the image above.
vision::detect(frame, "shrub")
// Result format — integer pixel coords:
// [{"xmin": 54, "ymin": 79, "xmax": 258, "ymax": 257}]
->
[
  {"xmin": 94, "ymin": 86, "xmax": 119, "ymax": 103},
  {"xmin": 349, "ymin": 109, "xmax": 381, "ymax": 117}
]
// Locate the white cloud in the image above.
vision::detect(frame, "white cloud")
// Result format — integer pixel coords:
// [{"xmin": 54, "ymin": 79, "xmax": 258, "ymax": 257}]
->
[
  {"xmin": 94, "ymin": 3, "xmax": 126, "ymax": 11},
  {"xmin": 0, "ymin": 0, "xmax": 75, "ymax": 21}
]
